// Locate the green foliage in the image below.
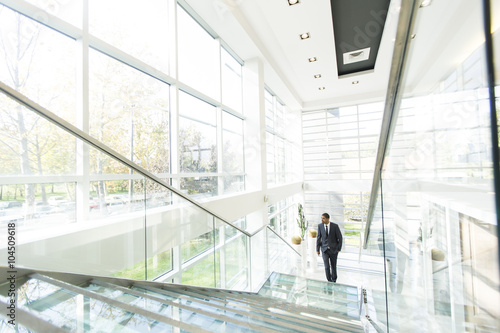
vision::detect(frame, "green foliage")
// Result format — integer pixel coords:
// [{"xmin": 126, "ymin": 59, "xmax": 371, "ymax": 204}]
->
[
  {"xmin": 296, "ymin": 203, "xmax": 307, "ymax": 239},
  {"xmin": 112, "ymin": 249, "xmax": 172, "ymax": 280},
  {"xmin": 345, "ymin": 238, "xmax": 360, "ymax": 246},
  {"xmin": 344, "ymin": 223, "xmax": 363, "ymax": 230},
  {"xmin": 182, "ymin": 252, "xmax": 220, "ymax": 287}
]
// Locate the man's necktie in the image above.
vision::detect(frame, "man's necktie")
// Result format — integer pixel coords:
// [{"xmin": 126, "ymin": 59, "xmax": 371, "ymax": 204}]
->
[{"xmin": 326, "ymin": 225, "xmax": 329, "ymax": 238}]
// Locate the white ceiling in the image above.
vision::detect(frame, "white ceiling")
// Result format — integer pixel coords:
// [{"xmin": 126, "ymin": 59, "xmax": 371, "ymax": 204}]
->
[{"xmin": 184, "ymin": 0, "xmax": 499, "ymax": 112}]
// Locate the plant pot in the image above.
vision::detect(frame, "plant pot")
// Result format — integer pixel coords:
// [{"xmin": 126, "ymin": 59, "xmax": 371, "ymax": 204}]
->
[
  {"xmin": 308, "ymin": 229, "xmax": 317, "ymax": 238},
  {"xmin": 291, "ymin": 235, "xmax": 302, "ymax": 245}
]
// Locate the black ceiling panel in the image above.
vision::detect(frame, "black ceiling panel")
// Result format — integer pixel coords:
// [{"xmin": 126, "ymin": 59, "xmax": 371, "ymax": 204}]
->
[{"xmin": 330, "ymin": 0, "xmax": 391, "ymax": 76}]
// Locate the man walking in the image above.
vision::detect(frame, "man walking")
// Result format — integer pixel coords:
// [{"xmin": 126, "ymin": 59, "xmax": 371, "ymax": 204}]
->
[{"xmin": 316, "ymin": 213, "xmax": 342, "ymax": 282}]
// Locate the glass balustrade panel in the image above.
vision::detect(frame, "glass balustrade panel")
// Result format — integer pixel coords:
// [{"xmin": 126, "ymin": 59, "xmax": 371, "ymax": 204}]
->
[{"xmin": 376, "ymin": 1, "xmax": 500, "ymax": 332}]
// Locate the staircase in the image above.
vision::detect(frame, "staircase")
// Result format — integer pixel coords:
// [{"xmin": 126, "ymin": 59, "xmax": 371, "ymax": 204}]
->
[{"xmin": 0, "ymin": 268, "xmax": 365, "ymax": 332}]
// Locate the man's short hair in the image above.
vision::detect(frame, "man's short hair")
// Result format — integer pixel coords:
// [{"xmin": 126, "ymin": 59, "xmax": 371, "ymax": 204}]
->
[{"xmin": 322, "ymin": 213, "xmax": 330, "ymax": 219}]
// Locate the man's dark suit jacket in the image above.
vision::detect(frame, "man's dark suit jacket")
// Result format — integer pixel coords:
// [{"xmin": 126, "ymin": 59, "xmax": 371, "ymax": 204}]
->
[{"xmin": 316, "ymin": 222, "xmax": 342, "ymax": 253}]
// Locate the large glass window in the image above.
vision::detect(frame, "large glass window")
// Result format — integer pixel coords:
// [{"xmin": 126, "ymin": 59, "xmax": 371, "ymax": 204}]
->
[
  {"xmin": 177, "ymin": 4, "xmax": 220, "ymax": 100},
  {"xmin": 265, "ymin": 89, "xmax": 290, "ymax": 185},
  {"xmin": 302, "ymin": 104, "xmax": 382, "ymax": 181},
  {"xmin": 0, "ymin": 0, "xmax": 254, "ymax": 291}
]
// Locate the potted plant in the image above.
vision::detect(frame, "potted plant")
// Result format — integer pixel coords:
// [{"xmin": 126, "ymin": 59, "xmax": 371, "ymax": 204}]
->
[{"xmin": 296, "ymin": 203, "xmax": 307, "ymax": 240}]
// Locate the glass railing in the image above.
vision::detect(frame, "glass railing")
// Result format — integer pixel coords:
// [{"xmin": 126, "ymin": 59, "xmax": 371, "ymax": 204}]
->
[
  {"xmin": 362, "ymin": 0, "xmax": 500, "ymax": 332},
  {"xmin": 0, "ymin": 81, "xmax": 300, "ymax": 292}
]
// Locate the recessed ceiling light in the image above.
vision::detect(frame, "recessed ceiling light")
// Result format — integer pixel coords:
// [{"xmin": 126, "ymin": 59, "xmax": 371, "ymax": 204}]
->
[
  {"xmin": 288, "ymin": 0, "xmax": 300, "ymax": 5},
  {"xmin": 319, "ymin": 87, "xmax": 325, "ymax": 90},
  {"xmin": 352, "ymin": 81, "xmax": 359, "ymax": 85},
  {"xmin": 314, "ymin": 74, "xmax": 321, "ymax": 78},
  {"xmin": 300, "ymin": 32, "xmax": 310, "ymax": 40},
  {"xmin": 420, "ymin": 0, "xmax": 432, "ymax": 7},
  {"xmin": 308, "ymin": 57, "xmax": 317, "ymax": 62}
]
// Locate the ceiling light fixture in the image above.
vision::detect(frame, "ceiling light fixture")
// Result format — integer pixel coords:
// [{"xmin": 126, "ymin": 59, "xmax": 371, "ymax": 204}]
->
[
  {"xmin": 288, "ymin": 0, "xmax": 300, "ymax": 5},
  {"xmin": 420, "ymin": 0, "xmax": 432, "ymax": 7},
  {"xmin": 319, "ymin": 87, "xmax": 325, "ymax": 90},
  {"xmin": 300, "ymin": 32, "xmax": 310, "ymax": 40},
  {"xmin": 308, "ymin": 57, "xmax": 317, "ymax": 62},
  {"xmin": 352, "ymin": 81, "xmax": 359, "ymax": 85},
  {"xmin": 314, "ymin": 74, "xmax": 321, "ymax": 78},
  {"xmin": 411, "ymin": 34, "xmax": 416, "ymax": 39}
]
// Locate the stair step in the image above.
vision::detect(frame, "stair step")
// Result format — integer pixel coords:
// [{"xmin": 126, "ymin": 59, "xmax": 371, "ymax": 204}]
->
[
  {"xmin": 29, "ymin": 273, "xmax": 210, "ymax": 332},
  {"xmin": 258, "ymin": 272, "xmax": 361, "ymax": 317},
  {"xmin": 163, "ymin": 285, "xmax": 363, "ymax": 332},
  {"xmin": 90, "ymin": 279, "xmax": 270, "ymax": 332},
  {"xmin": 131, "ymin": 283, "xmax": 330, "ymax": 333},
  {"xmin": 156, "ymin": 286, "xmax": 345, "ymax": 333}
]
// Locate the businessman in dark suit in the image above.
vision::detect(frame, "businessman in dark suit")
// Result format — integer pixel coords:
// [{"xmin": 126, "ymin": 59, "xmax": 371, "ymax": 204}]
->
[{"xmin": 316, "ymin": 213, "xmax": 342, "ymax": 282}]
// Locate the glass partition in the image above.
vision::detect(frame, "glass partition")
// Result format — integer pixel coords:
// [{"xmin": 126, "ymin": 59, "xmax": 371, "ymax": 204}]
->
[
  {"xmin": 363, "ymin": 1, "xmax": 500, "ymax": 331},
  {"xmin": 266, "ymin": 228, "xmax": 300, "ymax": 277}
]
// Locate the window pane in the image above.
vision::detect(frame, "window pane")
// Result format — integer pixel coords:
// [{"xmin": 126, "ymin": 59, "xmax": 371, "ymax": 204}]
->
[
  {"xmin": 223, "ymin": 112, "xmax": 244, "ymax": 194},
  {"xmin": 24, "ymin": 0, "xmax": 82, "ymax": 28},
  {"xmin": 177, "ymin": 5, "xmax": 220, "ymax": 100},
  {"xmin": 222, "ymin": 48, "xmax": 242, "ymax": 112},
  {"xmin": 180, "ymin": 176, "xmax": 218, "ymax": 197},
  {"xmin": 266, "ymin": 132, "xmax": 275, "ymax": 184},
  {"xmin": 89, "ymin": 0, "xmax": 169, "ymax": 72},
  {"xmin": 275, "ymin": 102, "xmax": 285, "ymax": 136},
  {"xmin": 276, "ymin": 137, "xmax": 285, "ymax": 184},
  {"xmin": 0, "ymin": 95, "xmax": 76, "ymax": 177},
  {"xmin": 222, "ymin": 112, "xmax": 244, "ymax": 173},
  {"xmin": 89, "ymin": 50, "xmax": 170, "ymax": 173},
  {"xmin": 0, "ymin": 6, "xmax": 76, "ymax": 124},
  {"xmin": 178, "ymin": 91, "xmax": 217, "ymax": 173},
  {"xmin": 265, "ymin": 90, "xmax": 274, "ymax": 130}
]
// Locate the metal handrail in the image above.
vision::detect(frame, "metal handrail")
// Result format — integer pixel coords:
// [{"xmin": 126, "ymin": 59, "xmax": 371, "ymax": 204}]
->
[
  {"xmin": 0, "ymin": 81, "xmax": 252, "ymax": 237},
  {"xmin": 363, "ymin": 0, "xmax": 421, "ymax": 249}
]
